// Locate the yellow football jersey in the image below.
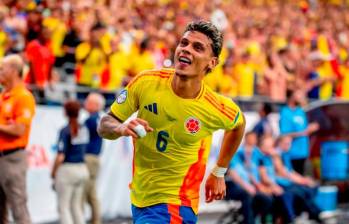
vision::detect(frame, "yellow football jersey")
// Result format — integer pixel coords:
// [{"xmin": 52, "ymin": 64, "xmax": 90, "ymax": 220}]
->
[{"xmin": 110, "ymin": 68, "xmax": 243, "ymax": 214}]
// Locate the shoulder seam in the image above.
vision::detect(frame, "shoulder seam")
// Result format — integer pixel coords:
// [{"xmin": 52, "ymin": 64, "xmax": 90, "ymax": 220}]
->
[
  {"xmin": 204, "ymin": 92, "xmax": 238, "ymax": 121},
  {"xmin": 128, "ymin": 70, "xmax": 171, "ymax": 88}
]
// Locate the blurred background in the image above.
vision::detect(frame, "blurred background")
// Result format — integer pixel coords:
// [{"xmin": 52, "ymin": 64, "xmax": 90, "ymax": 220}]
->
[{"xmin": 1, "ymin": 0, "xmax": 349, "ymax": 223}]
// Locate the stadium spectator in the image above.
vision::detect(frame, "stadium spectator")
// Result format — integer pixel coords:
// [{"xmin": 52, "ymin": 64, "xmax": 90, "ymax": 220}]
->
[
  {"xmin": 279, "ymin": 90, "xmax": 319, "ymax": 175},
  {"xmin": 307, "ymin": 51, "xmax": 337, "ymax": 100},
  {"xmin": 0, "ymin": 54, "xmax": 35, "ymax": 224},
  {"xmin": 263, "ymin": 52, "xmax": 290, "ymax": 102},
  {"xmin": 225, "ymin": 156, "xmax": 273, "ymax": 224},
  {"xmin": 106, "ymin": 34, "xmax": 130, "ymax": 89},
  {"xmin": 252, "ymin": 103, "xmax": 274, "ymax": 139},
  {"xmin": 233, "ymin": 51, "xmax": 256, "ymax": 98},
  {"xmin": 61, "ymin": 17, "xmax": 82, "ymax": 75},
  {"xmin": 128, "ymin": 37, "xmax": 156, "ymax": 77},
  {"xmin": 273, "ymin": 135, "xmax": 321, "ymax": 222},
  {"xmin": 226, "ymin": 131, "xmax": 273, "ymax": 224},
  {"xmin": 24, "ymin": 25, "xmax": 55, "ymax": 104},
  {"xmin": 258, "ymin": 135, "xmax": 296, "ymax": 223},
  {"xmin": 83, "ymin": 93, "xmax": 105, "ymax": 224},
  {"xmin": 25, "ymin": 4, "xmax": 43, "ymax": 43},
  {"xmin": 51, "ymin": 100, "xmax": 89, "ymax": 224},
  {"xmin": 75, "ymin": 23, "xmax": 109, "ymax": 100}
]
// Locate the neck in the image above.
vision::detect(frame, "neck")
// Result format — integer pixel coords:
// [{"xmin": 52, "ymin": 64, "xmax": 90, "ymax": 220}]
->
[
  {"xmin": 244, "ymin": 144, "xmax": 254, "ymax": 151},
  {"xmin": 171, "ymin": 73, "xmax": 202, "ymax": 99},
  {"xmin": 288, "ymin": 101, "xmax": 296, "ymax": 108},
  {"xmin": 3, "ymin": 78, "xmax": 21, "ymax": 92}
]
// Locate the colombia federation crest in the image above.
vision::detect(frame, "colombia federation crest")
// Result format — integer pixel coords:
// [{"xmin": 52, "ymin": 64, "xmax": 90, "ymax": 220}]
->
[{"xmin": 185, "ymin": 117, "xmax": 201, "ymax": 134}]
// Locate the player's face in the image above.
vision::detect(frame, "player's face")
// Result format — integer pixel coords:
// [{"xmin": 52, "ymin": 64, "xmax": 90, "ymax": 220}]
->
[{"xmin": 174, "ymin": 31, "xmax": 217, "ymax": 78}]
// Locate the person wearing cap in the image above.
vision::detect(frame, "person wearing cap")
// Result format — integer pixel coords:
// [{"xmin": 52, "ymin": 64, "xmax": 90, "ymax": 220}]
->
[{"xmin": 0, "ymin": 54, "xmax": 35, "ymax": 224}]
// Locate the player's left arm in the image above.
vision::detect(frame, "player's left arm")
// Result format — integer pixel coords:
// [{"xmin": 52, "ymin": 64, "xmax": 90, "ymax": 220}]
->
[{"xmin": 205, "ymin": 114, "xmax": 245, "ymax": 203}]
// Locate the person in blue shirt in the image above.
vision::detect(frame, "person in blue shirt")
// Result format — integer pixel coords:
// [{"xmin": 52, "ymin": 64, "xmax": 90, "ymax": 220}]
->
[
  {"xmin": 83, "ymin": 93, "xmax": 105, "ymax": 224},
  {"xmin": 279, "ymin": 90, "xmax": 319, "ymax": 175},
  {"xmin": 258, "ymin": 135, "xmax": 296, "ymax": 224},
  {"xmin": 225, "ymin": 132, "xmax": 273, "ymax": 224},
  {"xmin": 51, "ymin": 100, "xmax": 89, "ymax": 224},
  {"xmin": 274, "ymin": 136, "xmax": 321, "ymax": 222},
  {"xmin": 252, "ymin": 103, "xmax": 273, "ymax": 139}
]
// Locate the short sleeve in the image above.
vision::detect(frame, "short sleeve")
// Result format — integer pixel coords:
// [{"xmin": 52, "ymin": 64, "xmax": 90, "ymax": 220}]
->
[
  {"xmin": 14, "ymin": 93, "xmax": 35, "ymax": 126},
  {"xmin": 85, "ymin": 116, "xmax": 97, "ymax": 133},
  {"xmin": 75, "ymin": 43, "xmax": 90, "ymax": 61},
  {"xmin": 279, "ymin": 107, "xmax": 292, "ymax": 134},
  {"xmin": 220, "ymin": 97, "xmax": 244, "ymax": 130},
  {"xmin": 57, "ymin": 129, "xmax": 68, "ymax": 154},
  {"xmin": 109, "ymin": 74, "xmax": 143, "ymax": 121}
]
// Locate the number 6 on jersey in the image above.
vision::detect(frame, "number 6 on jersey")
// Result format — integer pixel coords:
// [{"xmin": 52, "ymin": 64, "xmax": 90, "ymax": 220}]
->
[{"xmin": 156, "ymin": 131, "xmax": 169, "ymax": 152}]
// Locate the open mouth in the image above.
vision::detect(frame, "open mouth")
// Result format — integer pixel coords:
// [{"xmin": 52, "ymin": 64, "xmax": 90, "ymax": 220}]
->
[{"xmin": 178, "ymin": 56, "xmax": 192, "ymax": 65}]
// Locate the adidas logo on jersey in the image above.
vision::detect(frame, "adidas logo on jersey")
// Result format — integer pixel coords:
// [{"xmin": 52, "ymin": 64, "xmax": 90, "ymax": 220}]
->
[{"xmin": 144, "ymin": 103, "xmax": 158, "ymax": 115}]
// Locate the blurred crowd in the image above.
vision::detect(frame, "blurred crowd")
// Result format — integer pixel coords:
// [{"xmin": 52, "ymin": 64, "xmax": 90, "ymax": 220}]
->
[{"xmin": 1, "ymin": 0, "xmax": 349, "ymax": 104}]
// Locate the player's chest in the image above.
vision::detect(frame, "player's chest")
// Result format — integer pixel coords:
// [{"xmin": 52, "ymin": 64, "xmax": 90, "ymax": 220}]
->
[{"xmin": 138, "ymin": 92, "xmax": 211, "ymax": 143}]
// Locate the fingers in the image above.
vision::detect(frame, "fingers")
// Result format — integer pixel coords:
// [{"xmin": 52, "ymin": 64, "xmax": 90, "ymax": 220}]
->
[
  {"xmin": 122, "ymin": 118, "xmax": 153, "ymax": 138},
  {"xmin": 205, "ymin": 186, "xmax": 214, "ymax": 203},
  {"xmin": 121, "ymin": 125, "xmax": 138, "ymax": 138},
  {"xmin": 135, "ymin": 118, "xmax": 154, "ymax": 132},
  {"xmin": 206, "ymin": 190, "xmax": 225, "ymax": 202},
  {"xmin": 205, "ymin": 181, "xmax": 226, "ymax": 203},
  {"xmin": 129, "ymin": 119, "xmax": 153, "ymax": 132}
]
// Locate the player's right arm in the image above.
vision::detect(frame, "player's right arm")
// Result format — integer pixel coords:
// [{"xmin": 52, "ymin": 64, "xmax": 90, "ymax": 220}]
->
[
  {"xmin": 97, "ymin": 72, "xmax": 153, "ymax": 140},
  {"xmin": 98, "ymin": 113, "xmax": 152, "ymax": 140}
]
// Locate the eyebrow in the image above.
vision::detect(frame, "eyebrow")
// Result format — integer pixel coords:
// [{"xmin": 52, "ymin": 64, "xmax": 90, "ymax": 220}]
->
[{"xmin": 181, "ymin": 37, "xmax": 210, "ymax": 48}]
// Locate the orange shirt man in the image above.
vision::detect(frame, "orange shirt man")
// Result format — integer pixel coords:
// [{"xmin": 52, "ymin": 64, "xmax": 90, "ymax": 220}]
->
[{"xmin": 0, "ymin": 54, "xmax": 35, "ymax": 224}]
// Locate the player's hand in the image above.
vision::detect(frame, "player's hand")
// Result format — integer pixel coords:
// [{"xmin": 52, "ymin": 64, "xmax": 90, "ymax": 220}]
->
[
  {"xmin": 205, "ymin": 174, "xmax": 226, "ymax": 203},
  {"xmin": 117, "ymin": 118, "xmax": 153, "ymax": 138}
]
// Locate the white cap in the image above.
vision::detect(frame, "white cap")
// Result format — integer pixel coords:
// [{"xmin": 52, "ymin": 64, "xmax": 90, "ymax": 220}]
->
[{"xmin": 308, "ymin": 51, "xmax": 332, "ymax": 61}]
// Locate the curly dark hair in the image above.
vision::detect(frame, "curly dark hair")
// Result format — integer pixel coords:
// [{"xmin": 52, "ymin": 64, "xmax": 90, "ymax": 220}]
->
[{"xmin": 184, "ymin": 21, "xmax": 223, "ymax": 57}]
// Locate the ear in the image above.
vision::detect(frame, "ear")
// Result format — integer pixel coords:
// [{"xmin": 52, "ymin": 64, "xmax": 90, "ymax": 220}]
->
[{"xmin": 208, "ymin": 57, "xmax": 219, "ymax": 71}]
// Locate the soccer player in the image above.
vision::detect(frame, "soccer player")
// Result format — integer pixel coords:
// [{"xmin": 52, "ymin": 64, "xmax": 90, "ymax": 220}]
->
[{"xmin": 98, "ymin": 21, "xmax": 245, "ymax": 223}]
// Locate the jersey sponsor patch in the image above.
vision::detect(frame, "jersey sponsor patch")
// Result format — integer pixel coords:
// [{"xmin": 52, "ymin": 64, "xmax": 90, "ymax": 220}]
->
[
  {"xmin": 185, "ymin": 117, "xmax": 201, "ymax": 134},
  {"xmin": 117, "ymin": 89, "xmax": 127, "ymax": 104}
]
